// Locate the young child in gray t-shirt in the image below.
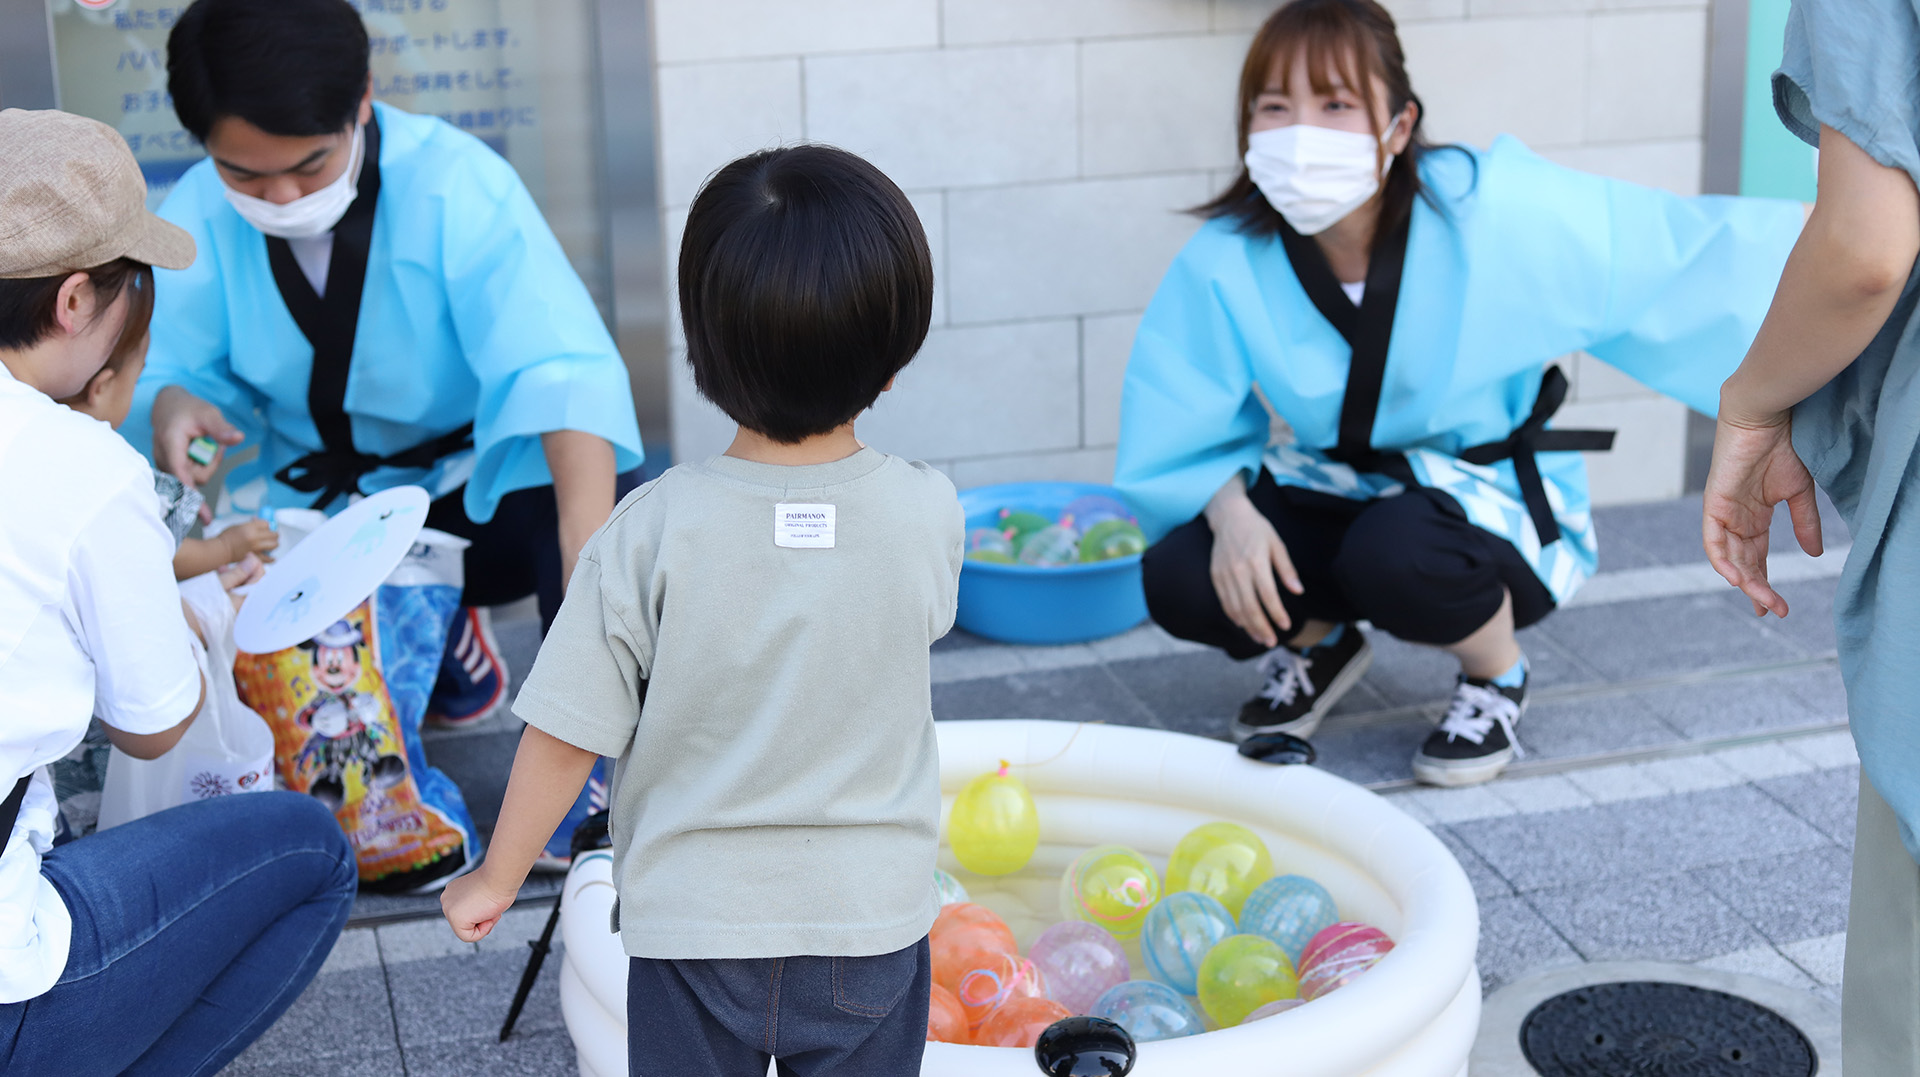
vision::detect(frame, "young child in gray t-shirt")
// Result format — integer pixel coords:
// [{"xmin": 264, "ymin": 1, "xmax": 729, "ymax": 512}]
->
[{"xmin": 443, "ymin": 144, "xmax": 961, "ymax": 1073}]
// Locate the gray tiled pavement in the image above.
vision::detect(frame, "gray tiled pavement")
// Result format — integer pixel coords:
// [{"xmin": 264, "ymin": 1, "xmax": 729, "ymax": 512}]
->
[{"xmin": 220, "ymin": 493, "xmax": 1858, "ymax": 1074}]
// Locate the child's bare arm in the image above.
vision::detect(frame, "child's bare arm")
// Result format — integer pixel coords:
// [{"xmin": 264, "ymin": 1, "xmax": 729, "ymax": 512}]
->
[
  {"xmin": 441, "ymin": 724, "xmax": 599, "ymax": 942},
  {"xmin": 172, "ymin": 519, "xmax": 281, "ymax": 580},
  {"xmin": 172, "ymin": 537, "xmax": 231, "ymax": 580}
]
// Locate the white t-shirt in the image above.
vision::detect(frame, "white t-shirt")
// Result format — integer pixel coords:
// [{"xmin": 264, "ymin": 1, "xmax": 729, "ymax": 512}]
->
[
  {"xmin": 0, "ymin": 363, "xmax": 202, "ymax": 1003},
  {"xmin": 288, "ymin": 234, "xmax": 333, "ymax": 296}
]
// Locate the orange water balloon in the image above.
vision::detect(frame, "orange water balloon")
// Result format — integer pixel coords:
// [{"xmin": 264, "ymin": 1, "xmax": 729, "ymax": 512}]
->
[
  {"xmin": 975, "ymin": 996, "xmax": 1074, "ymax": 1048},
  {"xmin": 927, "ymin": 983, "xmax": 967, "ymax": 1043},
  {"xmin": 930, "ymin": 903, "xmax": 1018, "ymax": 995},
  {"xmin": 956, "ymin": 951, "xmax": 1049, "ymax": 1034}
]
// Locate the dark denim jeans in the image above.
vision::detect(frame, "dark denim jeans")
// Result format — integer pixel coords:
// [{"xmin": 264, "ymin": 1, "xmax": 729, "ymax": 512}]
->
[
  {"xmin": 0, "ymin": 791, "xmax": 357, "ymax": 1076},
  {"xmin": 628, "ymin": 936, "xmax": 931, "ymax": 1076}
]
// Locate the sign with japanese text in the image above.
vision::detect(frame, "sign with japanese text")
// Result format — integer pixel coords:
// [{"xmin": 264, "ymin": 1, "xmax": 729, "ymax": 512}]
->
[{"xmin": 46, "ymin": 0, "xmax": 608, "ymax": 310}]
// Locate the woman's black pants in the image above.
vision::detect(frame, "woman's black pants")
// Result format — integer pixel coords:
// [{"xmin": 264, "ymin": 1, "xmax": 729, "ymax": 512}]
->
[{"xmin": 1141, "ymin": 472, "xmax": 1555, "ymax": 660}]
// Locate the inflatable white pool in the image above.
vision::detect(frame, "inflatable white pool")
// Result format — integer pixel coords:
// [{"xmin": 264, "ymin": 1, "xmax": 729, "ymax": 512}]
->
[{"xmin": 558, "ymin": 720, "xmax": 1481, "ymax": 1077}]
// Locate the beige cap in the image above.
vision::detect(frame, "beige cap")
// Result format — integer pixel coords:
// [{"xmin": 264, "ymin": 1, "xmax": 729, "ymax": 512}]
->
[{"xmin": 0, "ymin": 108, "xmax": 195, "ymax": 280}]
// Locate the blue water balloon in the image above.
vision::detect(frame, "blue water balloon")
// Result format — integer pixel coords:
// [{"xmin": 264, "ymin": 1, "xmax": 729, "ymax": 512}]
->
[
  {"xmin": 1140, "ymin": 891, "xmax": 1235, "ymax": 995},
  {"xmin": 1239, "ymin": 875, "xmax": 1339, "ymax": 966},
  {"xmin": 1089, "ymin": 980, "xmax": 1206, "ymax": 1042}
]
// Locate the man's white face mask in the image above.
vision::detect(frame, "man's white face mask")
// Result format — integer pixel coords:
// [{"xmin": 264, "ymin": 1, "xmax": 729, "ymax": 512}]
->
[
  {"xmin": 1244, "ymin": 117, "xmax": 1400, "ymax": 236},
  {"xmin": 220, "ymin": 124, "xmax": 364, "ymax": 240}
]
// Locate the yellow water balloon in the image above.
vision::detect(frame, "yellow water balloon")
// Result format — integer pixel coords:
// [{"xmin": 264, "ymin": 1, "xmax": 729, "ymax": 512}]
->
[
  {"xmin": 948, "ymin": 761, "xmax": 1039, "ymax": 875},
  {"xmin": 1197, "ymin": 934, "xmax": 1300, "ymax": 1027},
  {"xmin": 1059, "ymin": 845, "xmax": 1162, "ymax": 940},
  {"xmin": 1165, "ymin": 821, "xmax": 1274, "ymax": 918}
]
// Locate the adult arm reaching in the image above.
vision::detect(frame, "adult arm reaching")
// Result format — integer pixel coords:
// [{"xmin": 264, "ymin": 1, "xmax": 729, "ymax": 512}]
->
[{"xmin": 1704, "ymin": 124, "xmax": 1920, "ymax": 617}]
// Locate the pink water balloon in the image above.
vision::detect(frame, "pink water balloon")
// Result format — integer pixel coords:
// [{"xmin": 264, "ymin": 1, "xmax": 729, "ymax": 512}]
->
[
  {"xmin": 1028, "ymin": 920, "xmax": 1131, "ymax": 1014},
  {"xmin": 1298, "ymin": 922, "xmax": 1394, "ymax": 1001}
]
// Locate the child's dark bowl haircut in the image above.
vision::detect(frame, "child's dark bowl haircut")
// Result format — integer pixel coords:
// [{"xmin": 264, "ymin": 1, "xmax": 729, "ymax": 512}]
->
[{"xmin": 679, "ymin": 145, "xmax": 934, "ymax": 444}]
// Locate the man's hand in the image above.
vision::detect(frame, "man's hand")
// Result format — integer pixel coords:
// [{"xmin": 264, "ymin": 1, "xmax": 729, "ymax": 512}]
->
[
  {"xmin": 153, "ymin": 386, "xmax": 243, "ymax": 487},
  {"xmin": 1703, "ymin": 412, "xmax": 1822, "ymax": 618},
  {"xmin": 441, "ymin": 866, "xmax": 519, "ymax": 944}
]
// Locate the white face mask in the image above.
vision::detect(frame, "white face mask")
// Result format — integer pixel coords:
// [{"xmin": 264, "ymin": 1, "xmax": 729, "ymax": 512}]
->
[
  {"xmin": 220, "ymin": 125, "xmax": 364, "ymax": 239},
  {"xmin": 1244, "ymin": 119, "xmax": 1398, "ymax": 236}
]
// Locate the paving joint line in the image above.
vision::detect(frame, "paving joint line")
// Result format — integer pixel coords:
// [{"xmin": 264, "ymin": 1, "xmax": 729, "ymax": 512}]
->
[
  {"xmin": 359, "ymin": 722, "xmax": 1853, "ymax": 930},
  {"xmin": 1362, "ymin": 719, "xmax": 1852, "ymax": 793},
  {"xmin": 378, "ymin": 933, "xmax": 410, "ymax": 1076},
  {"xmin": 351, "ymin": 892, "xmax": 558, "ymax": 930},
  {"xmin": 1325, "ymin": 653, "xmax": 1840, "ymax": 732}
]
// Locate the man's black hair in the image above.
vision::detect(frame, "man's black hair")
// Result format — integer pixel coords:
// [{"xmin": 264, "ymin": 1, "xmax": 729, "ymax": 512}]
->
[
  {"xmin": 679, "ymin": 145, "xmax": 934, "ymax": 444},
  {"xmin": 168, "ymin": 0, "xmax": 371, "ymax": 143}
]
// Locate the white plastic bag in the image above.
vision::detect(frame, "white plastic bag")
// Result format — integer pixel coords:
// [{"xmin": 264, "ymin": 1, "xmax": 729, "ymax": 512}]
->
[{"xmin": 97, "ymin": 571, "xmax": 277, "ymax": 830}]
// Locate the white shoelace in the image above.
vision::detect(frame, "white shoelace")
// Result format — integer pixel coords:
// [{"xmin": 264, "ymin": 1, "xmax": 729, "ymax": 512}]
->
[
  {"xmin": 1256, "ymin": 647, "xmax": 1316, "ymax": 710},
  {"xmin": 1437, "ymin": 681, "xmax": 1525, "ymax": 756}
]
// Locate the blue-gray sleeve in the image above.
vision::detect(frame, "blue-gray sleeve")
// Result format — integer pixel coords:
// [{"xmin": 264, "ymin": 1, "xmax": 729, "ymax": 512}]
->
[{"xmin": 1773, "ymin": 0, "xmax": 1920, "ymax": 182}]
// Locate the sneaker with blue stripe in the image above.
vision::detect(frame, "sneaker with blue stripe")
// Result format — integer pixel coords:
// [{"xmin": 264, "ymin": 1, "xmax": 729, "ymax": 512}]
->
[{"xmin": 427, "ymin": 606, "xmax": 508, "ymax": 728}]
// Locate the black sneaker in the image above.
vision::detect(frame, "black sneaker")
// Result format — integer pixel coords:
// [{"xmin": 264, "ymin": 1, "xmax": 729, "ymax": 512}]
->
[
  {"xmin": 1231, "ymin": 625, "xmax": 1372, "ymax": 741},
  {"xmin": 1412, "ymin": 672, "xmax": 1528, "ymax": 786}
]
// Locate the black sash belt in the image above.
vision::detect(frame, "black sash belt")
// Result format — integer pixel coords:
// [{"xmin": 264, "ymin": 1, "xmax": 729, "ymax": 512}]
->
[
  {"xmin": 1457, "ymin": 365, "xmax": 1613, "ymax": 543},
  {"xmin": 0, "ymin": 774, "xmax": 29, "ymax": 855},
  {"xmin": 264, "ymin": 115, "xmax": 473, "ymax": 511},
  {"xmin": 275, "ymin": 422, "xmax": 475, "ymax": 510},
  {"xmin": 1277, "ymin": 218, "xmax": 1613, "ymax": 547}
]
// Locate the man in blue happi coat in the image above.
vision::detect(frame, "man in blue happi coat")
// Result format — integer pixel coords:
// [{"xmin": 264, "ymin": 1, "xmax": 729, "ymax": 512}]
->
[{"xmin": 125, "ymin": 0, "xmax": 643, "ymax": 869}]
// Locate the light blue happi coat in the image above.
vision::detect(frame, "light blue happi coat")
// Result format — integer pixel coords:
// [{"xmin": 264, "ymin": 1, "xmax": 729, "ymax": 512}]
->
[
  {"xmin": 1115, "ymin": 137, "xmax": 1804, "ymax": 604},
  {"xmin": 124, "ymin": 101, "xmax": 644, "ymax": 524},
  {"xmin": 1776, "ymin": 0, "xmax": 1920, "ymax": 860}
]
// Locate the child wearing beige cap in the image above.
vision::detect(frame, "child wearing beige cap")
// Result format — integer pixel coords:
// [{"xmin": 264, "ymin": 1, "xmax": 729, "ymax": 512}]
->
[{"xmin": 0, "ymin": 107, "xmax": 358, "ymax": 1077}]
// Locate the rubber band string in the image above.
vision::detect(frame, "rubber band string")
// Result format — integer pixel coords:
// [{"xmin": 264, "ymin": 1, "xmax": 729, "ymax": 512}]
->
[{"xmin": 1001, "ymin": 720, "xmax": 1103, "ymax": 771}]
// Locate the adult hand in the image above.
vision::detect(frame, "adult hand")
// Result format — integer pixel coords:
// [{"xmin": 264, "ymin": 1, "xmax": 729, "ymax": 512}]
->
[
  {"xmin": 152, "ymin": 385, "xmax": 243, "ymax": 487},
  {"xmin": 1204, "ymin": 478, "xmax": 1302, "ymax": 649},
  {"xmin": 1703, "ymin": 412, "xmax": 1822, "ymax": 618},
  {"xmin": 218, "ymin": 554, "xmax": 268, "ymax": 610},
  {"xmin": 441, "ymin": 864, "xmax": 518, "ymax": 943}
]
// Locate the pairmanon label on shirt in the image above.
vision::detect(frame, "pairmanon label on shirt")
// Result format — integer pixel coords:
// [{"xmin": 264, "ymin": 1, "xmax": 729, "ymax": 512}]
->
[{"xmin": 774, "ymin": 503, "xmax": 836, "ymax": 548}]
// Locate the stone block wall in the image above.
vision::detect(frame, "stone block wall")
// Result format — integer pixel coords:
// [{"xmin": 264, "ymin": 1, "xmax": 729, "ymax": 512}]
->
[{"xmin": 653, "ymin": 0, "xmax": 1713, "ymax": 504}]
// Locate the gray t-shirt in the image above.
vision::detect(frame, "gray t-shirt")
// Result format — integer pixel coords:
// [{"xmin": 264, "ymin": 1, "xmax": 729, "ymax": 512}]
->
[
  {"xmin": 516, "ymin": 448, "xmax": 964, "ymax": 959},
  {"xmin": 1774, "ymin": 0, "xmax": 1920, "ymax": 861}
]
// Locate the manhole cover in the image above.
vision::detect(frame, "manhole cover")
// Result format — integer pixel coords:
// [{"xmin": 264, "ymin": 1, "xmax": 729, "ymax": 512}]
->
[{"xmin": 1520, "ymin": 981, "xmax": 1817, "ymax": 1076}]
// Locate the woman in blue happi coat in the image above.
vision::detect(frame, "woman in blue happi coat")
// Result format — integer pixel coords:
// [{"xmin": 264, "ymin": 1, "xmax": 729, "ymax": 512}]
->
[
  {"xmin": 122, "ymin": 0, "xmax": 643, "ymax": 867},
  {"xmin": 1114, "ymin": 0, "xmax": 1805, "ymax": 785}
]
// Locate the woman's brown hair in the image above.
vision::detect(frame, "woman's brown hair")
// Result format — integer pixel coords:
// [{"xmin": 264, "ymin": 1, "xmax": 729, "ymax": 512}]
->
[
  {"xmin": 1195, "ymin": 0, "xmax": 1467, "ymax": 248},
  {"xmin": 0, "ymin": 258, "xmax": 155, "ymax": 371}
]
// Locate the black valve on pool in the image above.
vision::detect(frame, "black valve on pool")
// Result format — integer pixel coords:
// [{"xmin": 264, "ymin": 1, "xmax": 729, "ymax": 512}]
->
[
  {"xmin": 1237, "ymin": 730, "xmax": 1317, "ymax": 766},
  {"xmin": 1034, "ymin": 1016, "xmax": 1137, "ymax": 1076}
]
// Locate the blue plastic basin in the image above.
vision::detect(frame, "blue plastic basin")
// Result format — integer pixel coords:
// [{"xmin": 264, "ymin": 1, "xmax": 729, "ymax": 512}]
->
[{"xmin": 955, "ymin": 481, "xmax": 1149, "ymax": 645}]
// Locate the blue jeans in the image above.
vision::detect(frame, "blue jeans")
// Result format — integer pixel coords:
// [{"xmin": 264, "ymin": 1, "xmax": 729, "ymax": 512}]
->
[
  {"xmin": 0, "ymin": 791, "xmax": 357, "ymax": 1076},
  {"xmin": 627, "ymin": 937, "xmax": 931, "ymax": 1076}
]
